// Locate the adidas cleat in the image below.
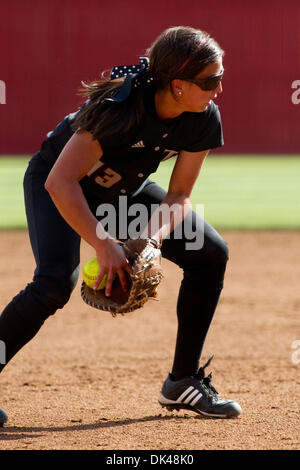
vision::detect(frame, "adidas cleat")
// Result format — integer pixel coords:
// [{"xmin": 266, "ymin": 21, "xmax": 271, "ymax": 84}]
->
[{"xmin": 158, "ymin": 355, "xmax": 242, "ymax": 419}]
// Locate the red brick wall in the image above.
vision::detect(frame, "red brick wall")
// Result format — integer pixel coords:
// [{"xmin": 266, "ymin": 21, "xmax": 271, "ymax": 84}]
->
[{"xmin": 1, "ymin": 0, "xmax": 299, "ymax": 154}]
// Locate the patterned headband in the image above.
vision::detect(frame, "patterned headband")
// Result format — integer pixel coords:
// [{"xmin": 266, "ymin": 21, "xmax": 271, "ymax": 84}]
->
[{"xmin": 106, "ymin": 57, "xmax": 153, "ymax": 103}]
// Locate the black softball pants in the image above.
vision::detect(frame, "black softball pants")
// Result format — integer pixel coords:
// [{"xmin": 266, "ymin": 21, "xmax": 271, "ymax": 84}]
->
[{"xmin": 0, "ymin": 154, "xmax": 228, "ymax": 379}]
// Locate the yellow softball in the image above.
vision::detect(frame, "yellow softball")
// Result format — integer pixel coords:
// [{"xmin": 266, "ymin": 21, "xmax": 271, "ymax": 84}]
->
[{"xmin": 82, "ymin": 257, "xmax": 107, "ymax": 290}]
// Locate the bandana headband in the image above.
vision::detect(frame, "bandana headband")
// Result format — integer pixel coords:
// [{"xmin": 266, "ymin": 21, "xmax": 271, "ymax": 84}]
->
[{"xmin": 105, "ymin": 57, "xmax": 153, "ymax": 103}]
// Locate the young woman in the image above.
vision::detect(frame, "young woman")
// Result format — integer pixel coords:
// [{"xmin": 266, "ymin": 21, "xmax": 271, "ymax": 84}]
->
[{"xmin": 0, "ymin": 26, "xmax": 241, "ymax": 426}]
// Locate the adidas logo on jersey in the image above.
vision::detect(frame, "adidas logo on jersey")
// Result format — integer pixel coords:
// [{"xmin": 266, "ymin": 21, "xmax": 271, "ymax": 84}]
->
[{"xmin": 131, "ymin": 140, "xmax": 145, "ymax": 148}]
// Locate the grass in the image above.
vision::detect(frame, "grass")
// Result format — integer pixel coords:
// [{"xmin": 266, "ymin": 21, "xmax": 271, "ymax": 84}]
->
[
  {"xmin": 0, "ymin": 157, "xmax": 29, "ymax": 229},
  {"xmin": 153, "ymin": 155, "xmax": 300, "ymax": 229},
  {"xmin": 0, "ymin": 155, "xmax": 300, "ymax": 230}
]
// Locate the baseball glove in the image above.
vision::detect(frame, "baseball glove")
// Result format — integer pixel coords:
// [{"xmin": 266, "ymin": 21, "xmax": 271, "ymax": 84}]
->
[{"xmin": 81, "ymin": 238, "xmax": 163, "ymax": 317}]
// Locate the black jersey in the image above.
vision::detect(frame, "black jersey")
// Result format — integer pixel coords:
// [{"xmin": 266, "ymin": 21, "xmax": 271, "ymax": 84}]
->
[{"xmin": 39, "ymin": 91, "xmax": 223, "ymax": 203}]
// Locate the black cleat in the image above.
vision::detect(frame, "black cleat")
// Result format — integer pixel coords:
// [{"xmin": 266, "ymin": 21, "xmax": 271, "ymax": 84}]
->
[{"xmin": 158, "ymin": 355, "xmax": 242, "ymax": 419}]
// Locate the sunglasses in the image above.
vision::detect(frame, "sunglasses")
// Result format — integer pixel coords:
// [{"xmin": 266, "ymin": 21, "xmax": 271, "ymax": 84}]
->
[{"xmin": 185, "ymin": 70, "xmax": 224, "ymax": 91}]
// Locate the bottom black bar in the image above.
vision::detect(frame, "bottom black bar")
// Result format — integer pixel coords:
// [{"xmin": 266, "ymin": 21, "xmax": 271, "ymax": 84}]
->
[{"xmin": 0, "ymin": 449, "xmax": 297, "ymax": 461}]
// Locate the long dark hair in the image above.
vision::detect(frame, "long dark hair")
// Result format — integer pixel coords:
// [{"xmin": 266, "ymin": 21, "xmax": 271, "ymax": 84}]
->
[{"xmin": 72, "ymin": 26, "xmax": 224, "ymax": 141}]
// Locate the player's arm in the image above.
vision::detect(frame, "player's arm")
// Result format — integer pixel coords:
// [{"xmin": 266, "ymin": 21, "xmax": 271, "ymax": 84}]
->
[
  {"xmin": 45, "ymin": 130, "xmax": 131, "ymax": 295},
  {"xmin": 45, "ymin": 130, "xmax": 108, "ymax": 248},
  {"xmin": 142, "ymin": 149, "xmax": 209, "ymax": 244}
]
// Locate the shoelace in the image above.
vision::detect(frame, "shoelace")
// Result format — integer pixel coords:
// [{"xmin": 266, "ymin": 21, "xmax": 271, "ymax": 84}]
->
[{"xmin": 195, "ymin": 354, "xmax": 219, "ymax": 397}]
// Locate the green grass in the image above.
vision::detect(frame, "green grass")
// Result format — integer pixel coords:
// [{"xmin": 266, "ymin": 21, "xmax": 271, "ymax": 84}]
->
[
  {"xmin": 0, "ymin": 157, "xmax": 29, "ymax": 229},
  {"xmin": 0, "ymin": 155, "xmax": 300, "ymax": 230},
  {"xmin": 152, "ymin": 155, "xmax": 300, "ymax": 229}
]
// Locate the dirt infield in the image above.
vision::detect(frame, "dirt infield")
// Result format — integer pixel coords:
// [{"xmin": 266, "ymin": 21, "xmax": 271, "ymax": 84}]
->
[{"xmin": 0, "ymin": 230, "xmax": 299, "ymax": 450}]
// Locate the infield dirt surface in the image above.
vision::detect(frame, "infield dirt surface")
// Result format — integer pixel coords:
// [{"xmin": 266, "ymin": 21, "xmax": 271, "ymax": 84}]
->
[{"xmin": 0, "ymin": 230, "xmax": 299, "ymax": 450}]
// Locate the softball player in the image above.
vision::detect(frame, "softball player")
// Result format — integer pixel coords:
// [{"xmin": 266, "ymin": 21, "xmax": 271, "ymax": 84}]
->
[{"xmin": 0, "ymin": 26, "xmax": 241, "ymax": 426}]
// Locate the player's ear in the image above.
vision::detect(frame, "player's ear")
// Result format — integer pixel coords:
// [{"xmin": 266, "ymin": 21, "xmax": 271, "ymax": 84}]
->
[{"xmin": 170, "ymin": 79, "xmax": 184, "ymax": 98}]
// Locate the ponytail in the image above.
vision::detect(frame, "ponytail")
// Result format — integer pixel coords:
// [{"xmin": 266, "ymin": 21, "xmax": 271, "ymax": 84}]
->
[{"xmin": 72, "ymin": 77, "xmax": 146, "ymax": 141}]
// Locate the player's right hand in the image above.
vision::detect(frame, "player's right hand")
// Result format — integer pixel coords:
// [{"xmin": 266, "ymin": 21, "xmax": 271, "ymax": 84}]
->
[{"xmin": 94, "ymin": 238, "xmax": 131, "ymax": 297}]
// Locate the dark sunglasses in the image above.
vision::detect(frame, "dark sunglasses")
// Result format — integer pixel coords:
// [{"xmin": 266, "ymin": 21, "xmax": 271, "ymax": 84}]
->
[{"xmin": 185, "ymin": 70, "xmax": 224, "ymax": 91}]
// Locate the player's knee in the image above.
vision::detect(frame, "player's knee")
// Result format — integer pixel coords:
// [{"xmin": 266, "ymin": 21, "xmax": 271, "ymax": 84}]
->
[
  {"xmin": 48, "ymin": 274, "xmax": 78, "ymax": 310},
  {"xmin": 192, "ymin": 235, "xmax": 229, "ymax": 267},
  {"xmin": 181, "ymin": 237, "xmax": 229, "ymax": 292},
  {"xmin": 213, "ymin": 237, "xmax": 229, "ymax": 266},
  {"xmin": 33, "ymin": 266, "xmax": 80, "ymax": 315}
]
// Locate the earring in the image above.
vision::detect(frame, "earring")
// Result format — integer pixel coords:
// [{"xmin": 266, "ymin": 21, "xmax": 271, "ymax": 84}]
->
[{"xmin": 178, "ymin": 91, "xmax": 182, "ymax": 96}]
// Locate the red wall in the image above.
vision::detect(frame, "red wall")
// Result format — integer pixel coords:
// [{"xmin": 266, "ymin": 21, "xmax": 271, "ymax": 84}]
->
[{"xmin": 0, "ymin": 0, "xmax": 299, "ymax": 154}]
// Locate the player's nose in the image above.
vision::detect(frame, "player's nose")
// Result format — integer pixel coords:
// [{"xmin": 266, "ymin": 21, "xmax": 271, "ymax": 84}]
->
[
  {"xmin": 216, "ymin": 81, "xmax": 223, "ymax": 94},
  {"xmin": 212, "ymin": 81, "xmax": 222, "ymax": 99}
]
